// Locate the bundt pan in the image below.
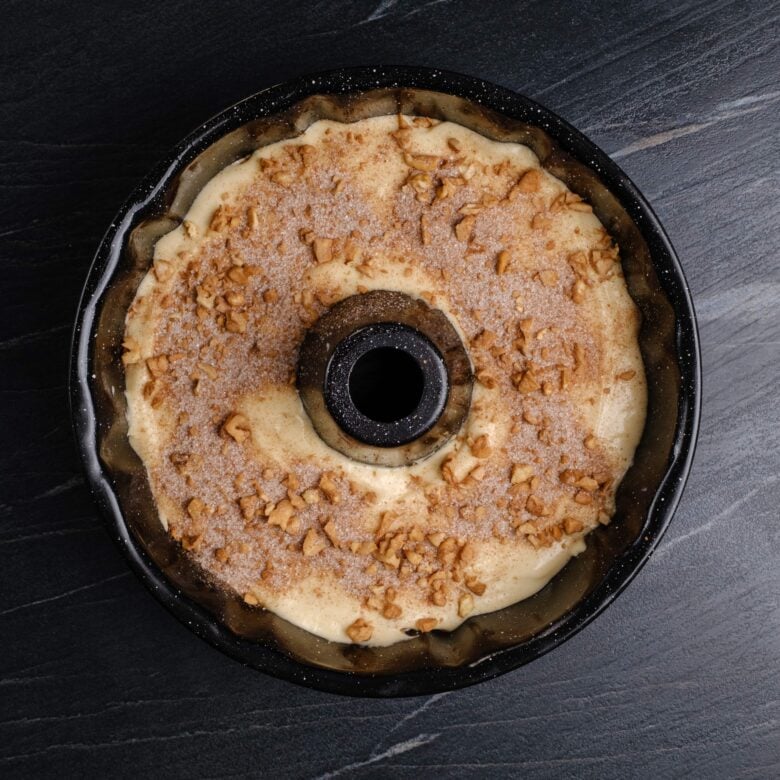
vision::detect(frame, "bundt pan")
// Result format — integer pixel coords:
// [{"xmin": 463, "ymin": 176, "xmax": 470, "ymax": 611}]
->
[{"xmin": 70, "ymin": 67, "xmax": 700, "ymax": 697}]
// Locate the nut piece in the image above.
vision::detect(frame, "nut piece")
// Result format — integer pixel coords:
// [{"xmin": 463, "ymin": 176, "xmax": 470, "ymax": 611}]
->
[
  {"xmin": 146, "ymin": 355, "xmax": 169, "ymax": 378},
  {"xmin": 267, "ymin": 499, "xmax": 296, "ymax": 532},
  {"xmin": 416, "ymin": 617, "xmax": 438, "ymax": 633},
  {"xmin": 495, "ymin": 250, "xmax": 510, "ymax": 274},
  {"xmin": 470, "ymin": 434, "xmax": 492, "ymax": 459},
  {"xmin": 222, "ymin": 413, "xmax": 251, "ymax": 443},
  {"xmin": 458, "ymin": 593, "xmax": 475, "ymax": 618},
  {"xmin": 563, "ymin": 517, "xmax": 584, "ymax": 535},
  {"xmin": 302, "ymin": 528, "xmax": 327, "ymax": 556},
  {"xmin": 514, "ymin": 368, "xmax": 540, "ymax": 394},
  {"xmin": 225, "ymin": 310, "xmax": 248, "ymax": 334},
  {"xmin": 346, "ymin": 618, "xmax": 373, "ymax": 643},
  {"xmin": 513, "ymin": 169, "xmax": 542, "ymax": 195},
  {"xmin": 511, "ymin": 463, "xmax": 534, "ymax": 484},
  {"xmin": 465, "ymin": 577, "xmax": 487, "ymax": 596},
  {"xmin": 319, "ymin": 473, "xmax": 341, "ymax": 504},
  {"xmin": 121, "ymin": 337, "xmax": 141, "ymax": 366},
  {"xmin": 186, "ymin": 498, "xmax": 207, "ymax": 522},
  {"xmin": 312, "ymin": 237, "xmax": 333, "ymax": 264},
  {"xmin": 454, "ymin": 215, "xmax": 476, "ymax": 242},
  {"xmin": 404, "ymin": 153, "xmax": 439, "ymax": 172}
]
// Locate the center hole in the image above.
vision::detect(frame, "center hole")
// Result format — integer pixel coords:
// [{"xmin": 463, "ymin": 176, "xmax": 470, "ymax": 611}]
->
[{"xmin": 349, "ymin": 347, "xmax": 425, "ymax": 423}]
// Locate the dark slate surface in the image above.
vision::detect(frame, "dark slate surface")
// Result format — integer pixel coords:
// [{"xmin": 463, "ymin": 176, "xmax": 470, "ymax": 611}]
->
[{"xmin": 1, "ymin": 1, "xmax": 778, "ymax": 777}]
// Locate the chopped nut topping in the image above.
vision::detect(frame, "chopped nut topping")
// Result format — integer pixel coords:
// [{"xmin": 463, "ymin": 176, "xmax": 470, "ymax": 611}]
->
[
  {"xmin": 225, "ymin": 310, "xmax": 248, "ymax": 333},
  {"xmin": 475, "ymin": 369, "xmax": 497, "ymax": 389},
  {"xmin": 616, "ymin": 370, "xmax": 637, "ymax": 381},
  {"xmin": 267, "ymin": 499, "xmax": 296, "ymax": 532},
  {"xmin": 302, "ymin": 528, "xmax": 327, "ymax": 556},
  {"xmin": 227, "ymin": 265, "xmax": 249, "ymax": 284},
  {"xmin": 420, "ymin": 214, "xmax": 431, "ymax": 245},
  {"xmin": 346, "ymin": 618, "xmax": 373, "ymax": 643},
  {"xmin": 239, "ymin": 495, "xmax": 259, "ymax": 521},
  {"xmin": 302, "ymin": 487, "xmax": 320, "ymax": 505},
  {"xmin": 121, "ymin": 337, "xmax": 141, "ymax": 366},
  {"xmin": 270, "ymin": 170, "xmax": 295, "ymax": 187},
  {"xmin": 465, "ymin": 577, "xmax": 487, "ymax": 596},
  {"xmin": 214, "ymin": 547, "xmax": 229, "ymax": 563},
  {"xmin": 511, "ymin": 463, "xmax": 534, "ymax": 484},
  {"xmin": 563, "ymin": 517, "xmax": 584, "ymax": 534},
  {"xmin": 243, "ymin": 592, "xmax": 259, "ymax": 606},
  {"xmin": 404, "ymin": 153, "xmax": 439, "ymax": 172},
  {"xmin": 153, "ymin": 258, "xmax": 173, "ymax": 282},
  {"xmin": 512, "ymin": 169, "xmax": 542, "ymax": 195},
  {"xmin": 458, "ymin": 593, "xmax": 475, "ymax": 618},
  {"xmin": 526, "ymin": 495, "xmax": 550, "ymax": 516},
  {"xmin": 514, "ymin": 368, "xmax": 540, "ymax": 394},
  {"xmin": 222, "ymin": 413, "xmax": 251, "ymax": 443},
  {"xmin": 382, "ymin": 603, "xmax": 402, "ymax": 619},
  {"xmin": 319, "ymin": 473, "xmax": 340, "ymax": 504},
  {"xmin": 322, "ymin": 519, "xmax": 340, "ymax": 546},
  {"xmin": 186, "ymin": 498, "xmax": 207, "ymax": 523},
  {"xmin": 469, "ymin": 434, "xmax": 492, "ymax": 459},
  {"xmin": 454, "ymin": 215, "xmax": 476, "ymax": 242},
  {"xmin": 495, "ymin": 249, "xmax": 511, "ymax": 274},
  {"xmin": 312, "ymin": 237, "xmax": 333, "ymax": 264},
  {"xmin": 209, "ymin": 205, "xmax": 230, "ymax": 232},
  {"xmin": 146, "ymin": 355, "xmax": 169, "ymax": 378},
  {"xmin": 415, "ymin": 617, "xmax": 438, "ymax": 633}
]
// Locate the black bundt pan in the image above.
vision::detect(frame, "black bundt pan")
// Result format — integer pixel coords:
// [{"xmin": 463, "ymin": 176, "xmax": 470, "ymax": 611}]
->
[{"xmin": 70, "ymin": 66, "xmax": 701, "ymax": 697}]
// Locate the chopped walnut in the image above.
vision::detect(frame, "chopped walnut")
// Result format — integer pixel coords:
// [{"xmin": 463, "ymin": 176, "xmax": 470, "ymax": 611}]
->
[
  {"xmin": 346, "ymin": 618, "xmax": 373, "ymax": 643},
  {"xmin": 514, "ymin": 368, "xmax": 540, "ymax": 394},
  {"xmin": 404, "ymin": 153, "xmax": 438, "ymax": 172},
  {"xmin": 563, "ymin": 517, "xmax": 584, "ymax": 534},
  {"xmin": 465, "ymin": 576, "xmax": 487, "ymax": 596},
  {"xmin": 225, "ymin": 310, "xmax": 248, "ymax": 333},
  {"xmin": 382, "ymin": 603, "xmax": 402, "ymax": 619},
  {"xmin": 322, "ymin": 519, "xmax": 340, "ymax": 546},
  {"xmin": 227, "ymin": 265, "xmax": 249, "ymax": 284},
  {"xmin": 121, "ymin": 337, "xmax": 141, "ymax": 366},
  {"xmin": 153, "ymin": 258, "xmax": 174, "ymax": 282},
  {"xmin": 267, "ymin": 499, "xmax": 297, "ymax": 532},
  {"xmin": 302, "ymin": 528, "xmax": 327, "ymax": 556},
  {"xmin": 526, "ymin": 495, "xmax": 550, "ymax": 516},
  {"xmin": 222, "ymin": 413, "xmax": 251, "ymax": 443},
  {"xmin": 469, "ymin": 435, "xmax": 492, "ymax": 459},
  {"xmin": 512, "ymin": 168, "xmax": 542, "ymax": 195},
  {"xmin": 454, "ymin": 215, "xmax": 476, "ymax": 242},
  {"xmin": 319, "ymin": 473, "xmax": 340, "ymax": 504},
  {"xmin": 511, "ymin": 463, "xmax": 534, "ymax": 484},
  {"xmin": 458, "ymin": 593, "xmax": 475, "ymax": 618},
  {"xmin": 186, "ymin": 497, "xmax": 207, "ymax": 522},
  {"xmin": 302, "ymin": 487, "xmax": 320, "ymax": 505},
  {"xmin": 312, "ymin": 237, "xmax": 333, "ymax": 264},
  {"xmin": 495, "ymin": 250, "xmax": 511, "ymax": 274},
  {"xmin": 416, "ymin": 617, "xmax": 438, "ymax": 633},
  {"xmin": 146, "ymin": 355, "xmax": 169, "ymax": 378},
  {"xmin": 214, "ymin": 547, "xmax": 229, "ymax": 563},
  {"xmin": 238, "ymin": 495, "xmax": 259, "ymax": 521}
]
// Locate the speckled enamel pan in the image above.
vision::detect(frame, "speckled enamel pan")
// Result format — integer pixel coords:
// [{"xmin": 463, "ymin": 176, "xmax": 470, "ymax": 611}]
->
[{"xmin": 70, "ymin": 66, "xmax": 701, "ymax": 697}]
